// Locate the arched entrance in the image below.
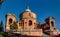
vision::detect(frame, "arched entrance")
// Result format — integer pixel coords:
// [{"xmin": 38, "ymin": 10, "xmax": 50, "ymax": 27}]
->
[{"xmin": 29, "ymin": 20, "xmax": 32, "ymax": 26}]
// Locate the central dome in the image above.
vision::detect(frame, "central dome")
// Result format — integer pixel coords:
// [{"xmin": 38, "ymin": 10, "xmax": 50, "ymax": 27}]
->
[{"xmin": 20, "ymin": 6, "xmax": 36, "ymax": 20}]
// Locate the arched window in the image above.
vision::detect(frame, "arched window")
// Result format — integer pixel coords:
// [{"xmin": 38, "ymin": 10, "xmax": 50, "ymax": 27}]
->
[
  {"xmin": 29, "ymin": 20, "xmax": 32, "ymax": 26},
  {"xmin": 51, "ymin": 21, "xmax": 54, "ymax": 27},
  {"xmin": 19, "ymin": 23, "xmax": 21, "ymax": 26},
  {"xmin": 25, "ymin": 22, "xmax": 27, "ymax": 24},
  {"xmin": 9, "ymin": 18, "xmax": 12, "ymax": 24}
]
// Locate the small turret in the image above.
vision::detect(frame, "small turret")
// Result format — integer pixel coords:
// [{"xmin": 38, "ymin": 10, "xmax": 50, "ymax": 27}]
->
[{"xmin": 25, "ymin": 6, "xmax": 31, "ymax": 12}]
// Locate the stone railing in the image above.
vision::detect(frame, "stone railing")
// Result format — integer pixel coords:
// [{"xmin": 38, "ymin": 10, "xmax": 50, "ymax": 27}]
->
[
  {"xmin": 9, "ymin": 29, "xmax": 42, "ymax": 32},
  {"xmin": 8, "ymin": 29, "xmax": 43, "ymax": 36}
]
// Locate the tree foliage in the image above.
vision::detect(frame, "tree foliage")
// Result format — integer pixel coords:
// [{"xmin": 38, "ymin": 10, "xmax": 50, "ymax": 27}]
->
[
  {"xmin": 10, "ymin": 22, "xmax": 18, "ymax": 30},
  {"xmin": 0, "ymin": 0, "xmax": 3, "ymax": 4},
  {"xmin": 0, "ymin": 21, "xmax": 3, "ymax": 32}
]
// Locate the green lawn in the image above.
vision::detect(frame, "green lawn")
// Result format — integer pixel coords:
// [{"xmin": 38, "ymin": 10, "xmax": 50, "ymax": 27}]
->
[
  {"xmin": 0, "ymin": 35, "xmax": 3, "ymax": 37},
  {"xmin": 0, "ymin": 32, "xmax": 3, "ymax": 37},
  {"xmin": 0, "ymin": 32, "xmax": 13, "ymax": 37}
]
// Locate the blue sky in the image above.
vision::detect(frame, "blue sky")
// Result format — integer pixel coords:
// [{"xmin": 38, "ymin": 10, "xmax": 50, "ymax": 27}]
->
[{"xmin": 0, "ymin": 0, "xmax": 60, "ymax": 30}]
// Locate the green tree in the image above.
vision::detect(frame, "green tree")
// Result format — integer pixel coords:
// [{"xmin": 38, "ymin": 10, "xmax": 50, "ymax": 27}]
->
[
  {"xmin": 10, "ymin": 22, "xmax": 18, "ymax": 30},
  {"xmin": 0, "ymin": 21, "xmax": 3, "ymax": 32},
  {"xmin": 0, "ymin": 0, "xmax": 3, "ymax": 4}
]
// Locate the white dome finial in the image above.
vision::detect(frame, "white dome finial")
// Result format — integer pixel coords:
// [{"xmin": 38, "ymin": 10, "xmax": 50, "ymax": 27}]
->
[{"xmin": 25, "ymin": 6, "xmax": 31, "ymax": 12}]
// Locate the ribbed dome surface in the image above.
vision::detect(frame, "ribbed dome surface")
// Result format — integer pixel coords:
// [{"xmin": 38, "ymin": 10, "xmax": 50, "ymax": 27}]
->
[
  {"xmin": 20, "ymin": 7, "xmax": 36, "ymax": 19},
  {"xmin": 22, "ymin": 12, "xmax": 36, "ymax": 18}
]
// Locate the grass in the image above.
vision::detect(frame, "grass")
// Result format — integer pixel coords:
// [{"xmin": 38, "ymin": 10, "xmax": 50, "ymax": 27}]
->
[
  {"xmin": 0, "ymin": 35, "xmax": 3, "ymax": 37},
  {"xmin": 0, "ymin": 32, "xmax": 3, "ymax": 37},
  {"xmin": 0, "ymin": 32, "xmax": 13, "ymax": 37}
]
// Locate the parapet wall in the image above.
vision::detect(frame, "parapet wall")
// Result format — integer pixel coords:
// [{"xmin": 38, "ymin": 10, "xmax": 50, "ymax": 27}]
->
[{"xmin": 9, "ymin": 29, "xmax": 43, "ymax": 36}]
